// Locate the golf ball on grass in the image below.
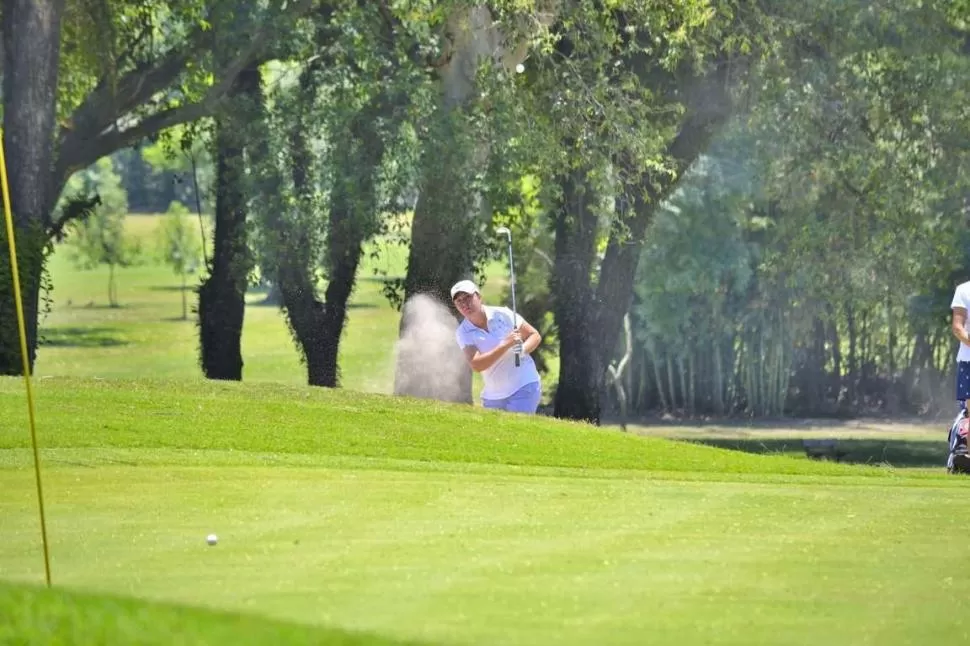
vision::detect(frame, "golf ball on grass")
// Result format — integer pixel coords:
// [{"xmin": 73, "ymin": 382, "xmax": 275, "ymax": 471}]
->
[
  {"xmin": 206, "ymin": 533, "xmax": 218, "ymax": 546},
  {"xmin": 515, "ymin": 63, "xmax": 525, "ymax": 74}
]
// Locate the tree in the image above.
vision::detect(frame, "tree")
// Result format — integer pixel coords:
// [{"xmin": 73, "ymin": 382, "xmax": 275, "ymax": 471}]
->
[
  {"xmin": 250, "ymin": 0, "xmax": 425, "ymax": 387},
  {"xmin": 502, "ymin": 0, "xmax": 755, "ymax": 423},
  {"xmin": 197, "ymin": 66, "xmax": 261, "ymax": 382},
  {"xmin": 514, "ymin": 0, "xmax": 969, "ymax": 423},
  {"xmin": 63, "ymin": 157, "xmax": 137, "ymax": 307},
  {"xmin": 157, "ymin": 201, "xmax": 202, "ymax": 320},
  {"xmin": 0, "ymin": 0, "xmax": 318, "ymax": 375},
  {"xmin": 619, "ymin": 1, "xmax": 970, "ymax": 419}
]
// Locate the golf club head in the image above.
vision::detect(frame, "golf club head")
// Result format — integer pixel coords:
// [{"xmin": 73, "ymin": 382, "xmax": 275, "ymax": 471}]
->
[{"xmin": 495, "ymin": 226, "xmax": 512, "ymax": 242}]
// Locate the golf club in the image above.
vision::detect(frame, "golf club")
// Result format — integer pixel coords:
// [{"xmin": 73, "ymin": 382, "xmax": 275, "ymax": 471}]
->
[{"xmin": 495, "ymin": 226, "xmax": 521, "ymax": 367}]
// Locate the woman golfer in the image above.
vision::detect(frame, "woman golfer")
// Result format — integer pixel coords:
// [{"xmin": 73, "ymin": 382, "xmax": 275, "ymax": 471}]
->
[{"xmin": 450, "ymin": 279, "xmax": 542, "ymax": 414}]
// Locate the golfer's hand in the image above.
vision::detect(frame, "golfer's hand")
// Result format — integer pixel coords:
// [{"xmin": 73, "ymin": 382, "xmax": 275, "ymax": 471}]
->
[{"xmin": 503, "ymin": 330, "xmax": 522, "ymax": 351}]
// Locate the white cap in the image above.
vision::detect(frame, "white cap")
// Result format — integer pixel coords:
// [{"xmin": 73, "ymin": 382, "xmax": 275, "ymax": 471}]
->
[{"xmin": 450, "ymin": 280, "xmax": 479, "ymax": 299}]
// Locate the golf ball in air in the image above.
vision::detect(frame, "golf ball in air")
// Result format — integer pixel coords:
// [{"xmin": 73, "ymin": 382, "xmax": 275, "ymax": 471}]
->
[
  {"xmin": 206, "ymin": 533, "xmax": 218, "ymax": 546},
  {"xmin": 515, "ymin": 63, "xmax": 525, "ymax": 74}
]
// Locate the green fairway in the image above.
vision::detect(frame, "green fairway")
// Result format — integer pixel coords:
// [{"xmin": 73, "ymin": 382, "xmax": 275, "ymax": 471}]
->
[{"xmin": 2, "ymin": 378, "xmax": 968, "ymax": 645}]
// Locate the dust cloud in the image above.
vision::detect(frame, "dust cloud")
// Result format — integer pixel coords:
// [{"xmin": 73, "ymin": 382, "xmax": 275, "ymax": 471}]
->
[{"xmin": 393, "ymin": 294, "xmax": 473, "ymax": 404}]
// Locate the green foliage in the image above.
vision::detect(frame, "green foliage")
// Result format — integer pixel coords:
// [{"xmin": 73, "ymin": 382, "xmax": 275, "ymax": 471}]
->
[
  {"xmin": 250, "ymin": 0, "xmax": 437, "ymax": 308},
  {"xmin": 35, "ymin": 0, "xmax": 970, "ymax": 418},
  {"xmin": 63, "ymin": 157, "xmax": 138, "ymax": 307},
  {"xmin": 627, "ymin": 1, "xmax": 970, "ymax": 417},
  {"xmin": 492, "ymin": 174, "xmax": 558, "ymax": 374},
  {"xmin": 156, "ymin": 202, "xmax": 201, "ymax": 320},
  {"xmin": 0, "ymin": 220, "xmax": 53, "ymax": 375},
  {"xmin": 141, "ymin": 123, "xmax": 215, "ymax": 214},
  {"xmin": 633, "ymin": 151, "xmax": 762, "ymax": 415},
  {"xmin": 156, "ymin": 201, "xmax": 202, "ymax": 277}
]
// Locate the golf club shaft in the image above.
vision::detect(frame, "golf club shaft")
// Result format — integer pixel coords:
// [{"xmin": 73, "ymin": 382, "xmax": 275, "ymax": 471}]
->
[{"xmin": 506, "ymin": 237, "xmax": 520, "ymax": 367}]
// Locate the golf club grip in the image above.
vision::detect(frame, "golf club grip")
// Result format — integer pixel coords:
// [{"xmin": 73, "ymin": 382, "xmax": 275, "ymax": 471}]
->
[{"xmin": 514, "ymin": 352, "xmax": 521, "ymax": 367}]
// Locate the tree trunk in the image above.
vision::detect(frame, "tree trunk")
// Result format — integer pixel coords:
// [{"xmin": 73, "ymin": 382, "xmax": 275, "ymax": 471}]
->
[
  {"xmin": 180, "ymin": 270, "xmax": 188, "ymax": 320},
  {"xmin": 551, "ymin": 56, "xmax": 739, "ymax": 422},
  {"xmin": 860, "ymin": 310, "xmax": 871, "ymax": 392},
  {"xmin": 291, "ymin": 109, "xmax": 382, "ymax": 387},
  {"xmin": 277, "ymin": 260, "xmax": 330, "ymax": 385},
  {"xmin": 829, "ymin": 305, "xmax": 842, "ymax": 404},
  {"xmin": 812, "ymin": 315, "xmax": 827, "ymax": 410},
  {"xmin": 650, "ymin": 348, "xmax": 669, "ymax": 412},
  {"xmin": 198, "ymin": 67, "xmax": 259, "ymax": 381},
  {"xmin": 403, "ymin": 113, "xmax": 483, "ymax": 306},
  {"xmin": 108, "ymin": 262, "xmax": 117, "ymax": 307},
  {"xmin": 846, "ymin": 303, "xmax": 857, "ymax": 404},
  {"xmin": 264, "ymin": 119, "xmax": 330, "ymax": 386},
  {"xmin": 713, "ymin": 340, "xmax": 725, "ymax": 415},
  {"xmin": 0, "ymin": 224, "xmax": 46, "ymax": 375},
  {"xmin": 261, "ymin": 282, "xmax": 282, "ymax": 306},
  {"xmin": 0, "ymin": 0, "xmax": 64, "ymax": 375},
  {"xmin": 402, "ymin": 5, "xmax": 525, "ymax": 300},
  {"xmin": 678, "ymin": 354, "xmax": 689, "ymax": 416},
  {"xmin": 687, "ymin": 352, "xmax": 696, "ymax": 416},
  {"xmin": 887, "ymin": 295, "xmax": 897, "ymax": 378},
  {"xmin": 289, "ymin": 32, "xmax": 400, "ymax": 387},
  {"xmin": 667, "ymin": 355, "xmax": 678, "ymax": 411},
  {"xmin": 551, "ymin": 165, "xmax": 601, "ymax": 422}
]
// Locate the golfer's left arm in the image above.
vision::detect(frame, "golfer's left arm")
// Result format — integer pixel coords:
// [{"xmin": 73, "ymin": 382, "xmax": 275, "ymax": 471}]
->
[
  {"xmin": 517, "ymin": 320, "xmax": 541, "ymax": 355},
  {"xmin": 954, "ymin": 307, "xmax": 970, "ymax": 346}
]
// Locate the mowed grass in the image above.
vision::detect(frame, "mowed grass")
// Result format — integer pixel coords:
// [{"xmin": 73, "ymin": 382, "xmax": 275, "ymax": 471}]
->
[
  {"xmin": 0, "ymin": 582, "xmax": 418, "ymax": 646},
  {"xmin": 7, "ymin": 213, "xmax": 964, "ymax": 644},
  {"xmin": 2, "ymin": 377, "xmax": 969, "ymax": 645},
  {"xmin": 35, "ymin": 214, "xmax": 511, "ymax": 395}
]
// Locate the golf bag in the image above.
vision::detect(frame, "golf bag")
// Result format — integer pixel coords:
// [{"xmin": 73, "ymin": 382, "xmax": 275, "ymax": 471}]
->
[{"xmin": 947, "ymin": 408, "xmax": 970, "ymax": 474}]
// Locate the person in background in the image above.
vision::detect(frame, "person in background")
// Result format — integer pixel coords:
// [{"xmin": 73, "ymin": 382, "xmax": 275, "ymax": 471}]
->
[
  {"xmin": 948, "ymin": 280, "xmax": 970, "ymax": 473},
  {"xmin": 450, "ymin": 279, "xmax": 542, "ymax": 414}
]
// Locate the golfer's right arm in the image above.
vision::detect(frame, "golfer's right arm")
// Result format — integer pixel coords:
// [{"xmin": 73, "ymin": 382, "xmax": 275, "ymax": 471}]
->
[{"xmin": 464, "ymin": 337, "xmax": 515, "ymax": 372}]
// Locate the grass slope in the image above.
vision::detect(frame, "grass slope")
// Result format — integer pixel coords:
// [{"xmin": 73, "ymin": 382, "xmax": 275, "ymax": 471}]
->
[
  {"xmin": 0, "ymin": 376, "xmax": 922, "ymax": 479},
  {"xmin": 0, "ymin": 581, "xmax": 426, "ymax": 646}
]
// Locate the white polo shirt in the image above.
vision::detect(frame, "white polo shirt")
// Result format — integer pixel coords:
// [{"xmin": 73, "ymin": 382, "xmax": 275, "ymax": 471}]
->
[
  {"xmin": 455, "ymin": 306, "xmax": 540, "ymax": 400},
  {"xmin": 952, "ymin": 281, "xmax": 970, "ymax": 362}
]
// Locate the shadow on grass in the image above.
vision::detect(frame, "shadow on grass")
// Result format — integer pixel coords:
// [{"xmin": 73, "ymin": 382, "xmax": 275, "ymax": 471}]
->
[
  {"xmin": 40, "ymin": 327, "xmax": 128, "ymax": 348},
  {"xmin": 682, "ymin": 437, "xmax": 948, "ymax": 468},
  {"xmin": 65, "ymin": 302, "xmax": 126, "ymax": 310},
  {"xmin": 247, "ymin": 298, "xmax": 378, "ymax": 310},
  {"xmin": 358, "ymin": 275, "xmax": 404, "ymax": 283},
  {"xmin": 148, "ymin": 285, "xmax": 193, "ymax": 293}
]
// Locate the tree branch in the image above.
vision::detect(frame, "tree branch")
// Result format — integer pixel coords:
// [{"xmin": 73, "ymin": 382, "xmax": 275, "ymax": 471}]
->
[
  {"xmin": 376, "ymin": 0, "xmax": 441, "ymax": 69},
  {"xmin": 115, "ymin": 18, "xmax": 168, "ymax": 83},
  {"xmin": 592, "ymin": 55, "xmax": 740, "ymax": 373},
  {"xmin": 59, "ymin": 27, "xmax": 213, "ymax": 153},
  {"xmin": 54, "ymin": 0, "xmax": 317, "ymax": 191},
  {"xmin": 55, "ymin": 43, "xmax": 255, "ymax": 186}
]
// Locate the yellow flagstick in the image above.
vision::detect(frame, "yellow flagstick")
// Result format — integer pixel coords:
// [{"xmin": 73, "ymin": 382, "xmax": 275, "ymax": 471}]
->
[{"xmin": 0, "ymin": 126, "xmax": 52, "ymax": 587}]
